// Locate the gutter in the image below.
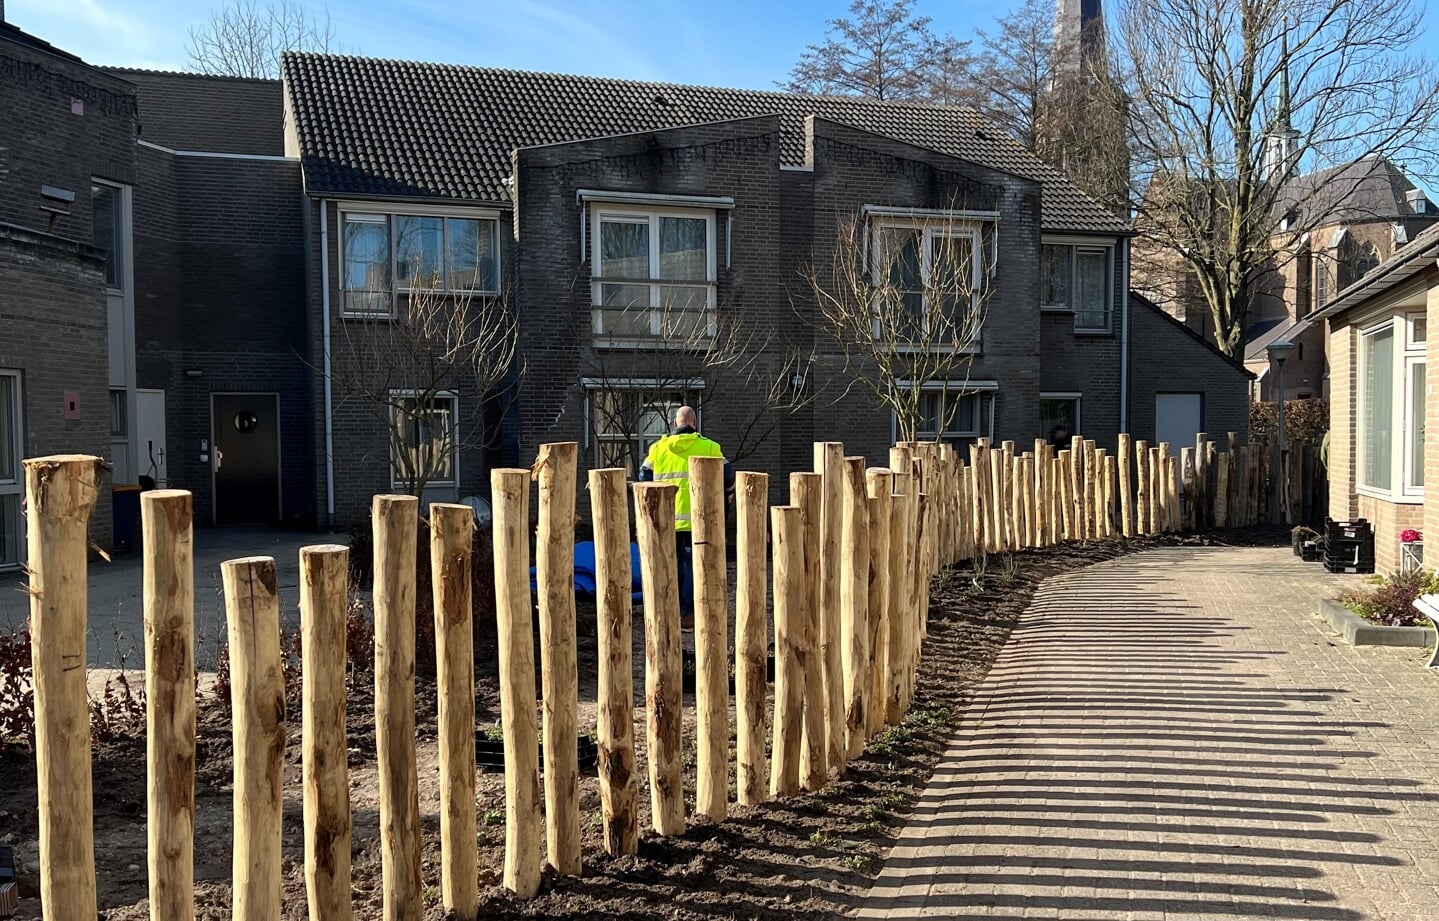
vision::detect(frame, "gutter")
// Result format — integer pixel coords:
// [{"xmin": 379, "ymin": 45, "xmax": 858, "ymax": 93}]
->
[
  {"xmin": 320, "ymin": 198, "xmax": 335, "ymax": 529},
  {"xmin": 1120, "ymin": 238, "xmax": 1130, "ymax": 434}
]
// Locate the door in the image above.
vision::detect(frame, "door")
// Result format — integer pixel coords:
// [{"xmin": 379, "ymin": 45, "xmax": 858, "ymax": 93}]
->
[
  {"xmin": 1155, "ymin": 393, "xmax": 1203, "ymax": 456},
  {"xmin": 212, "ymin": 393, "xmax": 280, "ymax": 525},
  {"xmin": 136, "ymin": 389, "xmax": 167, "ymax": 487},
  {"xmin": 0, "ymin": 371, "xmax": 21, "ymax": 569}
]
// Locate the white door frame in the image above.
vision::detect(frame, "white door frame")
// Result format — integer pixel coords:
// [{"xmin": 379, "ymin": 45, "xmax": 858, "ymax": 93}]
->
[
  {"xmin": 210, "ymin": 391, "xmax": 282, "ymax": 524},
  {"xmin": 0, "ymin": 369, "xmax": 24, "ymax": 570}
]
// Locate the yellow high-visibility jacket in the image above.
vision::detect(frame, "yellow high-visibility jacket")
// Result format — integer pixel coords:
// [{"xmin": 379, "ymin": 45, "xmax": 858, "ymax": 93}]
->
[{"xmin": 643, "ymin": 432, "xmax": 725, "ymax": 532}]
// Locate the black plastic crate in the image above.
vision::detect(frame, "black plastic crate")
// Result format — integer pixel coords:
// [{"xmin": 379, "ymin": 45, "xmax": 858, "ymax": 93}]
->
[
  {"xmin": 1325, "ymin": 517, "xmax": 1373, "ymax": 543},
  {"xmin": 1325, "ymin": 557, "xmax": 1375, "ymax": 574},
  {"xmin": 1300, "ymin": 540, "xmax": 1324, "ymax": 562}
]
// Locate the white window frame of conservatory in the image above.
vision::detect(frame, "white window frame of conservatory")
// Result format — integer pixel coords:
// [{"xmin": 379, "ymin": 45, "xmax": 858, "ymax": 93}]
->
[
  {"xmin": 589, "ymin": 204, "xmax": 719, "ymax": 345},
  {"xmin": 868, "ymin": 218, "xmax": 986, "ymax": 350}
]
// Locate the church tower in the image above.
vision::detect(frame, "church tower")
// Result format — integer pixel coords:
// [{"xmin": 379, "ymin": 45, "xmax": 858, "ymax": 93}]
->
[{"xmin": 1054, "ymin": 0, "xmax": 1106, "ymax": 75}]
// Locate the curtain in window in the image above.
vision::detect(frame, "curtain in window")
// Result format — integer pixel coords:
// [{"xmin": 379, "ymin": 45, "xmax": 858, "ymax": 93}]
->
[
  {"xmin": 1042, "ymin": 245, "xmax": 1070, "ymax": 307},
  {"xmin": 1361, "ymin": 327, "xmax": 1394, "ymax": 489},
  {"xmin": 931, "ymin": 234, "xmax": 974, "ymax": 332},
  {"xmin": 448, "ymin": 218, "xmax": 498, "ymax": 292},
  {"xmin": 1075, "ymin": 250, "xmax": 1109, "ymax": 328},
  {"xmin": 395, "ymin": 397, "xmax": 454, "ymax": 483},
  {"xmin": 600, "ymin": 221, "xmax": 649, "ymax": 278},
  {"xmin": 343, "ymin": 217, "xmax": 389, "ymax": 312},
  {"xmin": 659, "ymin": 217, "xmax": 707, "ymax": 280},
  {"xmin": 394, "ymin": 216, "xmax": 444, "ymax": 288},
  {"xmin": 880, "ymin": 229, "xmax": 924, "ymax": 336}
]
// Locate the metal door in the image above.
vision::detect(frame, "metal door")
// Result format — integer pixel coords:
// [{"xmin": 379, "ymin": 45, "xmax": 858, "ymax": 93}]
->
[
  {"xmin": 1155, "ymin": 392, "xmax": 1203, "ymax": 455},
  {"xmin": 212, "ymin": 393, "xmax": 280, "ymax": 525},
  {"xmin": 136, "ymin": 388, "xmax": 167, "ymax": 487}
]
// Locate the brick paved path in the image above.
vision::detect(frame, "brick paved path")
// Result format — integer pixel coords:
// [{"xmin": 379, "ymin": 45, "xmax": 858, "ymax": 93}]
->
[{"xmin": 857, "ymin": 546, "xmax": 1439, "ymax": 920}]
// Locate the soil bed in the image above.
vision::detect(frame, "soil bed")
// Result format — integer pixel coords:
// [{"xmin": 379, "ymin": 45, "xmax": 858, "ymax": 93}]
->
[{"xmin": 0, "ymin": 527, "xmax": 1286, "ymax": 920}]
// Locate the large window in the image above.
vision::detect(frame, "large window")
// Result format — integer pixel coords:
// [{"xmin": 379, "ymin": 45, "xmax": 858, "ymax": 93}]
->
[
  {"xmin": 389, "ymin": 393, "xmax": 458, "ymax": 488},
  {"xmin": 895, "ymin": 383, "xmax": 995, "ymax": 450},
  {"xmin": 0, "ymin": 371, "xmax": 21, "ymax": 569},
  {"xmin": 92, "ymin": 182, "xmax": 126, "ymax": 291},
  {"xmin": 592, "ymin": 207, "xmax": 717, "ymax": 343},
  {"xmin": 1042, "ymin": 243, "xmax": 1112, "ymax": 331},
  {"xmin": 1359, "ymin": 316, "xmax": 1425, "ymax": 498},
  {"xmin": 343, "ymin": 210, "xmax": 501, "ymax": 316},
  {"xmin": 872, "ymin": 223, "xmax": 982, "ymax": 343},
  {"xmin": 586, "ymin": 385, "xmax": 700, "ymax": 474}
]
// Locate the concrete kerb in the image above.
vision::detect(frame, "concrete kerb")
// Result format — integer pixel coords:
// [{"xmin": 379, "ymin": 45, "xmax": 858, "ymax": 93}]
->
[{"xmin": 1317, "ymin": 596, "xmax": 1435, "ymax": 647}]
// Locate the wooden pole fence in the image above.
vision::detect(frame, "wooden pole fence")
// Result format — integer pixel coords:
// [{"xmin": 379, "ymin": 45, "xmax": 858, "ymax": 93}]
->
[
  {"xmin": 734, "ymin": 472, "xmax": 770, "ymax": 807},
  {"xmin": 690, "ymin": 454, "xmax": 730, "ymax": 820},
  {"xmin": 770, "ymin": 504, "xmax": 805, "ymax": 798},
  {"xmin": 633, "ymin": 482, "xmax": 685, "ymax": 836}
]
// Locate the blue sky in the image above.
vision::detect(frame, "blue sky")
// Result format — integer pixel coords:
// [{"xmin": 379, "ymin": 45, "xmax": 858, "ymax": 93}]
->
[{"xmin": 10, "ymin": 0, "xmax": 1001, "ymax": 84}]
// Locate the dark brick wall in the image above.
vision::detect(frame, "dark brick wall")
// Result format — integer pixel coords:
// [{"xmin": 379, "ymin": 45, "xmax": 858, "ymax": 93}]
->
[
  {"xmin": 104, "ymin": 69, "xmax": 284, "ymax": 156},
  {"xmin": 1127, "ymin": 296, "xmax": 1252, "ymax": 445},
  {"xmin": 0, "ymin": 224, "xmax": 114, "ymax": 547}
]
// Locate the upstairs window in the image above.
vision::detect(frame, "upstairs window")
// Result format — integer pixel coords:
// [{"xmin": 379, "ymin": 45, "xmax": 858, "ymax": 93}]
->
[
  {"xmin": 871, "ymin": 221, "xmax": 983, "ymax": 345},
  {"xmin": 591, "ymin": 207, "xmax": 717, "ymax": 344},
  {"xmin": 92, "ymin": 182, "xmax": 127, "ymax": 291},
  {"xmin": 342, "ymin": 210, "xmax": 500, "ymax": 317},
  {"xmin": 1042, "ymin": 243, "xmax": 1112, "ymax": 331}
]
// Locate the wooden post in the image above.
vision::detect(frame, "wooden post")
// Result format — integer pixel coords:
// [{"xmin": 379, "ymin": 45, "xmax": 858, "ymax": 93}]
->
[
  {"xmin": 1215, "ymin": 453, "xmax": 1231, "ymax": 528},
  {"xmin": 632, "ymin": 482, "xmax": 685, "ymax": 835},
  {"xmin": 770, "ymin": 505, "xmax": 805, "ymax": 798},
  {"xmin": 908, "ymin": 492, "xmax": 927, "ymax": 711},
  {"xmin": 1135, "ymin": 441, "xmax": 1150, "ymax": 536},
  {"xmin": 988, "ymin": 448, "xmax": 1005, "ymax": 552},
  {"xmin": 24, "ymin": 456, "xmax": 101, "ymax": 921},
  {"xmin": 1011, "ymin": 453, "xmax": 1026, "ymax": 548},
  {"xmin": 1057, "ymin": 450, "xmax": 1073, "ymax": 540},
  {"xmin": 841, "ymin": 457, "xmax": 870, "ymax": 759},
  {"xmin": 1181, "ymin": 447, "xmax": 1196, "ymax": 531},
  {"xmin": 1118, "ymin": 434, "xmax": 1134, "ymax": 537},
  {"xmin": 791, "ymin": 471, "xmax": 827, "ymax": 789},
  {"xmin": 141, "ymin": 489, "xmax": 196, "ymax": 921},
  {"xmin": 535, "ymin": 444, "xmax": 581, "ymax": 874},
  {"xmin": 221, "ymin": 556, "xmax": 286, "ymax": 921},
  {"xmin": 1084, "ymin": 441, "xmax": 1099, "ymax": 539},
  {"xmin": 690, "ymin": 454, "xmax": 729, "ymax": 820},
  {"xmin": 1157, "ymin": 443, "xmax": 1172, "ymax": 531},
  {"xmin": 814, "ymin": 442, "xmax": 846, "ymax": 776},
  {"xmin": 734, "ymin": 472, "xmax": 770, "ymax": 807},
  {"xmin": 968, "ymin": 444, "xmax": 987, "ymax": 553},
  {"xmin": 1166, "ymin": 456, "xmax": 1182, "ymax": 533},
  {"xmin": 430, "ymin": 501, "xmax": 479, "ymax": 913},
  {"xmin": 491, "ymin": 473, "xmax": 542, "ymax": 894},
  {"xmin": 1148, "ymin": 447, "xmax": 1163, "ymax": 534},
  {"xmin": 886, "ymin": 474, "xmax": 912, "ymax": 725},
  {"xmin": 300, "ymin": 544, "xmax": 354, "ymax": 921},
  {"xmin": 1032, "ymin": 441, "xmax": 1047, "ymax": 545},
  {"xmin": 1194, "ymin": 433, "xmax": 1209, "ymax": 530},
  {"xmin": 865, "ymin": 469, "xmax": 892, "ymax": 739},
  {"xmin": 589, "ymin": 468, "xmax": 639, "ymax": 851},
  {"xmin": 1102, "ymin": 455, "xmax": 1117, "ymax": 539}
]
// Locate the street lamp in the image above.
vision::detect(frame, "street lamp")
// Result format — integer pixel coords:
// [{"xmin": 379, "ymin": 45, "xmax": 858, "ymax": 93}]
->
[{"xmin": 1267, "ymin": 339, "xmax": 1298, "ymax": 525}]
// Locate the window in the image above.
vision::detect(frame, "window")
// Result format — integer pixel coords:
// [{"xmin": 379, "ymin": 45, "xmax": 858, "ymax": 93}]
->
[
  {"xmin": 1039, "ymin": 394, "xmax": 1081, "ymax": 445},
  {"xmin": 895, "ymin": 383, "xmax": 995, "ymax": 450},
  {"xmin": 586, "ymin": 385, "xmax": 700, "ymax": 474},
  {"xmin": 1359, "ymin": 315, "xmax": 1426, "ymax": 498},
  {"xmin": 109, "ymin": 388, "xmax": 127, "ymax": 438},
  {"xmin": 1353, "ymin": 244, "xmax": 1380, "ymax": 282},
  {"xmin": 342, "ymin": 210, "xmax": 500, "ymax": 316},
  {"xmin": 1042, "ymin": 243, "xmax": 1112, "ymax": 330},
  {"xmin": 389, "ymin": 393, "xmax": 457, "ymax": 488},
  {"xmin": 92, "ymin": 183, "xmax": 126, "ymax": 290},
  {"xmin": 591, "ymin": 207, "xmax": 717, "ymax": 343},
  {"xmin": 872, "ymin": 222, "xmax": 982, "ymax": 344},
  {"xmin": 1315, "ymin": 253, "xmax": 1332, "ymax": 306},
  {"xmin": 0, "ymin": 371, "xmax": 21, "ymax": 569}
]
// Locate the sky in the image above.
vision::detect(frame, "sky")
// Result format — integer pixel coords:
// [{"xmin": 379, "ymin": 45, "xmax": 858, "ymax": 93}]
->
[{"xmin": 9, "ymin": 0, "xmax": 1001, "ymax": 84}]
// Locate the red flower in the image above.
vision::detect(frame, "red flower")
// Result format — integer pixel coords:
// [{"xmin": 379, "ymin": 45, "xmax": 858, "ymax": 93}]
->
[{"xmin": 1401, "ymin": 529, "xmax": 1422, "ymax": 543}]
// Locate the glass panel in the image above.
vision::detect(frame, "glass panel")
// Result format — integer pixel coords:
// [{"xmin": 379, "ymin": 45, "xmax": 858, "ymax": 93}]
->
[
  {"xmin": 657, "ymin": 285, "xmax": 709, "ymax": 314},
  {"xmin": 394, "ymin": 397, "xmax": 454, "ymax": 483},
  {"xmin": 1411, "ymin": 360, "xmax": 1426, "ymax": 489},
  {"xmin": 1074, "ymin": 249, "xmax": 1109, "ymax": 329},
  {"xmin": 879, "ymin": 228, "xmax": 923, "ymax": 338},
  {"xmin": 1041, "ymin": 245, "xmax": 1070, "ymax": 307},
  {"xmin": 92, "ymin": 184, "xmax": 123, "ymax": 289},
  {"xmin": 1413, "ymin": 316, "xmax": 1427, "ymax": 344},
  {"xmin": 343, "ymin": 216, "xmax": 390, "ymax": 313},
  {"xmin": 447, "ymin": 218, "xmax": 499, "ymax": 292},
  {"xmin": 600, "ymin": 220, "xmax": 650, "ymax": 279},
  {"xmin": 598, "ymin": 283, "xmax": 652, "ymax": 337},
  {"xmin": 659, "ymin": 217, "xmax": 708, "ymax": 280},
  {"xmin": 659, "ymin": 303, "xmax": 710, "ymax": 341},
  {"xmin": 917, "ymin": 392, "xmax": 942, "ymax": 435},
  {"xmin": 109, "ymin": 389, "xmax": 127, "ymax": 438},
  {"xmin": 931, "ymin": 233, "xmax": 974, "ymax": 334},
  {"xmin": 0, "ymin": 493, "xmax": 17, "ymax": 568},
  {"xmin": 0, "ymin": 376, "xmax": 14, "ymax": 482},
  {"xmin": 394, "ymin": 215, "xmax": 444, "ymax": 288},
  {"xmin": 1040, "ymin": 398, "xmax": 1078, "ymax": 445},
  {"xmin": 1361, "ymin": 326, "xmax": 1394, "ymax": 490}
]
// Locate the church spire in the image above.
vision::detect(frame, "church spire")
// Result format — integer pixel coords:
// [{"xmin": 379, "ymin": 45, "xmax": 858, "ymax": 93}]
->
[{"xmin": 1264, "ymin": 28, "xmax": 1301, "ymax": 180}]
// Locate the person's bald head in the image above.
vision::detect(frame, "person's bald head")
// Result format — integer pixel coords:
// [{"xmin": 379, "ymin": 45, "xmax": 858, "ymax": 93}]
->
[{"xmin": 675, "ymin": 405, "xmax": 697, "ymax": 428}]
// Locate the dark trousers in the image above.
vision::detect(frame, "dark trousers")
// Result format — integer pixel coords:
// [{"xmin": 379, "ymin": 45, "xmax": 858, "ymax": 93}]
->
[{"xmin": 676, "ymin": 530, "xmax": 694, "ymax": 616}]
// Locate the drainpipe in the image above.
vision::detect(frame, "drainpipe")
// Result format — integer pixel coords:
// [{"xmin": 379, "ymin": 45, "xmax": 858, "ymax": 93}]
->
[
  {"xmin": 1119, "ymin": 238, "xmax": 1131, "ymax": 435},
  {"xmin": 320, "ymin": 198, "xmax": 336, "ymax": 529}
]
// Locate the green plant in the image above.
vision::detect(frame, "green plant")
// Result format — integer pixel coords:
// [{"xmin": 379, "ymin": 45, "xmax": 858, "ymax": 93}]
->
[
  {"xmin": 1338, "ymin": 568, "xmax": 1439, "ymax": 628},
  {"xmin": 840, "ymin": 853, "xmax": 876, "ymax": 873},
  {"xmin": 809, "ymin": 831, "xmax": 842, "ymax": 848},
  {"xmin": 482, "ymin": 723, "xmax": 505, "ymax": 742},
  {"xmin": 482, "ymin": 809, "xmax": 504, "ymax": 826},
  {"xmin": 0, "ymin": 622, "xmax": 34, "ymax": 747}
]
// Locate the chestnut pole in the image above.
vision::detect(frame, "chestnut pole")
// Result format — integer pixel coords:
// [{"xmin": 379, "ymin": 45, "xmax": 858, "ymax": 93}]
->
[
  {"xmin": 300, "ymin": 544, "xmax": 354, "ymax": 921},
  {"xmin": 769, "ymin": 504, "xmax": 805, "ymax": 798},
  {"xmin": 141, "ymin": 489, "xmax": 196, "ymax": 921},
  {"xmin": 221, "ymin": 555, "xmax": 286, "ymax": 921},
  {"xmin": 734, "ymin": 472, "xmax": 770, "ymax": 807},
  {"xmin": 1057, "ymin": 449, "xmax": 1073, "ymax": 540},
  {"xmin": 372, "ymin": 495, "xmax": 424, "ymax": 918},
  {"xmin": 24, "ymin": 456, "xmax": 101, "ymax": 921},
  {"xmin": 1135, "ymin": 441, "xmax": 1150, "ymax": 537},
  {"xmin": 841, "ymin": 457, "xmax": 870, "ymax": 759},
  {"xmin": 1118, "ymin": 434, "xmax": 1134, "ymax": 538},
  {"xmin": 791, "ymin": 471, "xmax": 827, "ymax": 789},
  {"xmin": 814, "ymin": 442, "xmax": 847, "ymax": 775},
  {"xmin": 633, "ymin": 482, "xmax": 685, "ymax": 835},
  {"xmin": 690, "ymin": 454, "xmax": 729, "ymax": 820},
  {"xmin": 430, "ymin": 502, "xmax": 479, "ymax": 914},
  {"xmin": 536, "ymin": 443, "xmax": 581, "ymax": 877},
  {"xmin": 590, "ymin": 468, "xmax": 639, "ymax": 852},
  {"xmin": 886, "ymin": 472, "xmax": 912, "ymax": 725},
  {"xmin": 1215, "ymin": 452, "xmax": 1231, "ymax": 528},
  {"xmin": 490, "ymin": 472, "xmax": 542, "ymax": 896},
  {"xmin": 864, "ymin": 469, "xmax": 892, "ymax": 739}
]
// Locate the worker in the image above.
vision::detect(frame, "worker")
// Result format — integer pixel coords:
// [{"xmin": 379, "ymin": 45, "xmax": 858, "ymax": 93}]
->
[{"xmin": 639, "ymin": 405, "xmax": 734, "ymax": 627}]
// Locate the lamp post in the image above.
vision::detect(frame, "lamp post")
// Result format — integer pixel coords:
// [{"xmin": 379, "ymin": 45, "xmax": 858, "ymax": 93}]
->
[{"xmin": 1267, "ymin": 339, "xmax": 1298, "ymax": 525}]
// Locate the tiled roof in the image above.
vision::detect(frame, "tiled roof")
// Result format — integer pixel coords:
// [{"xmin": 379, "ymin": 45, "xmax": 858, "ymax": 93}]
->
[
  {"xmin": 280, "ymin": 53, "xmax": 1130, "ymax": 235},
  {"xmin": 1276, "ymin": 156, "xmax": 1434, "ymax": 225}
]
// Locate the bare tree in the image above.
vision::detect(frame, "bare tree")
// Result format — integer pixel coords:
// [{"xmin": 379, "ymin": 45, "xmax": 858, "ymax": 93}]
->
[
  {"xmin": 330, "ymin": 274, "xmax": 518, "ymax": 498},
  {"xmin": 785, "ymin": 0, "xmax": 972, "ymax": 103},
  {"xmin": 186, "ymin": 0, "xmax": 340, "ymax": 79},
  {"xmin": 971, "ymin": 0, "xmax": 1056, "ymax": 149},
  {"xmin": 807, "ymin": 209, "xmax": 993, "ymax": 443},
  {"xmin": 1117, "ymin": 0, "xmax": 1439, "ymax": 356}
]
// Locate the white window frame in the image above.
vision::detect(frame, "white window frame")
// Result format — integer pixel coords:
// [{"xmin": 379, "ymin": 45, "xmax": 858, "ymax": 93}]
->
[
  {"xmin": 92, "ymin": 179, "xmax": 130, "ymax": 295},
  {"xmin": 581, "ymin": 378, "xmax": 705, "ymax": 472},
  {"xmin": 891, "ymin": 380, "xmax": 998, "ymax": 445},
  {"xmin": 869, "ymin": 219, "xmax": 985, "ymax": 350},
  {"xmin": 0, "ymin": 369, "xmax": 24, "ymax": 571},
  {"xmin": 1041, "ymin": 237, "xmax": 1115, "ymax": 333},
  {"xmin": 1039, "ymin": 391, "xmax": 1083, "ymax": 437},
  {"xmin": 387, "ymin": 390, "xmax": 459, "ymax": 489},
  {"xmin": 1357, "ymin": 314, "xmax": 1425, "ymax": 502},
  {"xmin": 590, "ymin": 204, "xmax": 718, "ymax": 346},
  {"xmin": 340, "ymin": 204, "xmax": 503, "ymax": 318}
]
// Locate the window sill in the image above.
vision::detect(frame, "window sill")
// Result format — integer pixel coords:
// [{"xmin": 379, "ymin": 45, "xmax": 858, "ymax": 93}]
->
[
  {"xmin": 1355, "ymin": 485, "xmax": 1423, "ymax": 505},
  {"xmin": 1040, "ymin": 304, "xmax": 1073, "ymax": 313},
  {"xmin": 594, "ymin": 338, "xmax": 715, "ymax": 351},
  {"xmin": 1074, "ymin": 327, "xmax": 1114, "ymax": 337},
  {"xmin": 882, "ymin": 342, "xmax": 983, "ymax": 356}
]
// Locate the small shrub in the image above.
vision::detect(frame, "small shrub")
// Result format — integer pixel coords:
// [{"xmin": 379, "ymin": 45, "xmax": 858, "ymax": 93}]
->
[
  {"xmin": 1339, "ymin": 569, "xmax": 1439, "ymax": 627},
  {"xmin": 89, "ymin": 671, "xmax": 145, "ymax": 744},
  {"xmin": 0, "ymin": 623, "xmax": 35, "ymax": 747}
]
